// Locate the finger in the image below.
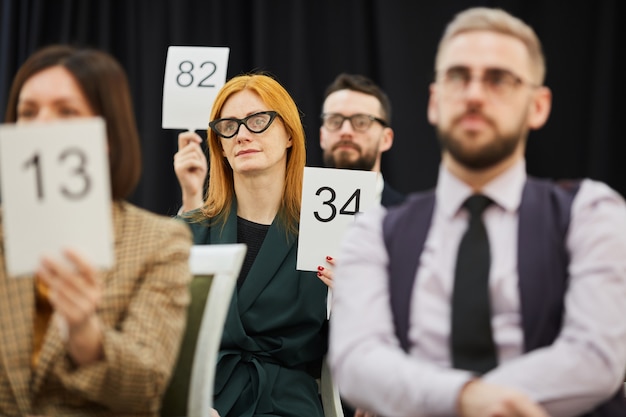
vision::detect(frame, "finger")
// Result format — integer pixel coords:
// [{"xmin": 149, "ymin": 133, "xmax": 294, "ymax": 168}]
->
[
  {"xmin": 174, "ymin": 155, "xmax": 205, "ymax": 172},
  {"xmin": 318, "ymin": 264, "xmax": 334, "ymax": 280},
  {"xmin": 63, "ymin": 249, "xmax": 98, "ymax": 286},
  {"xmin": 174, "ymin": 143, "xmax": 203, "ymax": 163},
  {"xmin": 175, "ymin": 146, "xmax": 207, "ymax": 172},
  {"xmin": 52, "ymin": 286, "xmax": 95, "ymax": 322},
  {"xmin": 511, "ymin": 399, "xmax": 549, "ymax": 417},
  {"xmin": 49, "ymin": 271, "xmax": 101, "ymax": 329},
  {"xmin": 36, "ymin": 261, "xmax": 55, "ymax": 293},
  {"xmin": 38, "ymin": 254, "xmax": 100, "ymax": 321},
  {"xmin": 180, "ymin": 139, "xmax": 204, "ymax": 155},
  {"xmin": 325, "ymin": 255, "xmax": 336, "ymax": 266},
  {"xmin": 38, "ymin": 255, "xmax": 71, "ymax": 286},
  {"xmin": 178, "ymin": 130, "xmax": 203, "ymax": 149},
  {"xmin": 317, "ymin": 271, "xmax": 333, "ymax": 288},
  {"xmin": 47, "ymin": 260, "xmax": 97, "ymax": 306},
  {"xmin": 175, "ymin": 150, "xmax": 206, "ymax": 167},
  {"xmin": 325, "ymin": 269, "xmax": 334, "ymax": 282},
  {"xmin": 41, "ymin": 266, "xmax": 93, "ymax": 312}
]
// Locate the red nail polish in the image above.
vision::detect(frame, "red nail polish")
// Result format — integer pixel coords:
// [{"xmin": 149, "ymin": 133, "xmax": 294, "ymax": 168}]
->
[
  {"xmin": 317, "ymin": 265, "xmax": 324, "ymax": 271},
  {"xmin": 317, "ymin": 272, "xmax": 322, "ymax": 277},
  {"xmin": 326, "ymin": 256, "xmax": 333, "ymax": 261}
]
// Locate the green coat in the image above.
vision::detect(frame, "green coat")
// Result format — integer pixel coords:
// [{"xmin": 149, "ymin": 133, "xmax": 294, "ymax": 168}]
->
[{"xmin": 184, "ymin": 206, "xmax": 328, "ymax": 417}]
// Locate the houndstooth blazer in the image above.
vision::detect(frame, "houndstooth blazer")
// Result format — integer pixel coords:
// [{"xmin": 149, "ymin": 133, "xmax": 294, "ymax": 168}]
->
[{"xmin": 0, "ymin": 201, "xmax": 192, "ymax": 416}]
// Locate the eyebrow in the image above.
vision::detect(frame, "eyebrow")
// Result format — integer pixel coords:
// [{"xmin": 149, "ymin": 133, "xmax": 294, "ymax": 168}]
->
[
  {"xmin": 444, "ymin": 65, "xmax": 516, "ymax": 73},
  {"xmin": 18, "ymin": 96, "xmax": 85, "ymax": 105}
]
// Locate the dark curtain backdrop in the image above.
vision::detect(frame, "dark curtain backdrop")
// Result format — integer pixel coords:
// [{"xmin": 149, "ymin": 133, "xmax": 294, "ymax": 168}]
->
[{"xmin": 1, "ymin": 0, "xmax": 624, "ymax": 215}]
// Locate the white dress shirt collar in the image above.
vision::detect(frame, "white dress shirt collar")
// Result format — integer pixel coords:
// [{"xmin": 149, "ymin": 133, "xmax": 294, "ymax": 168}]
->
[
  {"xmin": 436, "ymin": 159, "xmax": 527, "ymax": 218},
  {"xmin": 375, "ymin": 173, "xmax": 384, "ymax": 204}
]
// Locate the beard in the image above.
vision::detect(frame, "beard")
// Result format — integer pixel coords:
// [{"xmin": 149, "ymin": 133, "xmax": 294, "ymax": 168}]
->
[
  {"xmin": 323, "ymin": 141, "xmax": 377, "ymax": 171},
  {"xmin": 437, "ymin": 111, "xmax": 526, "ymax": 170}
]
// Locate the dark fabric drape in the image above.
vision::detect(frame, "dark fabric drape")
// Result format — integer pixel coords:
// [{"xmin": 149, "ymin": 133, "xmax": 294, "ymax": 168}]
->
[{"xmin": 1, "ymin": 0, "xmax": 624, "ymax": 215}]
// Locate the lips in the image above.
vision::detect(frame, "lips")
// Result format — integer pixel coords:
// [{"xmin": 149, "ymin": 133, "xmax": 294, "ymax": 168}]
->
[
  {"xmin": 454, "ymin": 111, "xmax": 492, "ymax": 131},
  {"xmin": 459, "ymin": 117, "xmax": 487, "ymax": 129},
  {"xmin": 235, "ymin": 149, "xmax": 259, "ymax": 157},
  {"xmin": 332, "ymin": 141, "xmax": 361, "ymax": 152}
]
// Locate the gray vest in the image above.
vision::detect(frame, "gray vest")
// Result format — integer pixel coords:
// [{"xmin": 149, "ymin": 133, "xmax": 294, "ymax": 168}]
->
[{"xmin": 382, "ymin": 177, "xmax": 625, "ymax": 417}]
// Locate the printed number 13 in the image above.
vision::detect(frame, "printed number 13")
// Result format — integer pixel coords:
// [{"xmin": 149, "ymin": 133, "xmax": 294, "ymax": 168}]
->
[{"xmin": 23, "ymin": 148, "xmax": 92, "ymax": 201}]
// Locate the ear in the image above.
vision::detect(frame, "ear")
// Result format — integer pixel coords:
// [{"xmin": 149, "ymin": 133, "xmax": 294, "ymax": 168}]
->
[
  {"xmin": 286, "ymin": 136, "xmax": 293, "ymax": 148},
  {"xmin": 319, "ymin": 127, "xmax": 326, "ymax": 150},
  {"xmin": 378, "ymin": 127, "xmax": 394, "ymax": 153},
  {"xmin": 427, "ymin": 83, "xmax": 439, "ymax": 126},
  {"xmin": 527, "ymin": 86, "xmax": 552, "ymax": 130}
]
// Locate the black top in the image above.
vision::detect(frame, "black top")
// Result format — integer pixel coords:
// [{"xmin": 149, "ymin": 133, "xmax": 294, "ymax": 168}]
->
[{"xmin": 236, "ymin": 216, "xmax": 270, "ymax": 288}]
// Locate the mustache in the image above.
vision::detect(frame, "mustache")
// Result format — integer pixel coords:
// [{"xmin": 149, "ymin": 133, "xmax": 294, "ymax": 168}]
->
[
  {"xmin": 331, "ymin": 140, "xmax": 362, "ymax": 152},
  {"xmin": 452, "ymin": 107, "xmax": 495, "ymax": 126}
]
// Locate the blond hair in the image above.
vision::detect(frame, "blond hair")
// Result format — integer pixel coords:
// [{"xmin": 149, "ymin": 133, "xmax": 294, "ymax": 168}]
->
[{"xmin": 435, "ymin": 7, "xmax": 546, "ymax": 84}]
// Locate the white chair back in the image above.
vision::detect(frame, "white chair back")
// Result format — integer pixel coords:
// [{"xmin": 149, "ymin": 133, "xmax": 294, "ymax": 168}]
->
[
  {"xmin": 320, "ymin": 355, "xmax": 344, "ymax": 417},
  {"xmin": 186, "ymin": 244, "xmax": 246, "ymax": 417}
]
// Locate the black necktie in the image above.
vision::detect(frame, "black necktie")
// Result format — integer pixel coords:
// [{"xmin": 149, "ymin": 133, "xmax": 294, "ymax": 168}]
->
[{"xmin": 450, "ymin": 194, "xmax": 497, "ymax": 374}]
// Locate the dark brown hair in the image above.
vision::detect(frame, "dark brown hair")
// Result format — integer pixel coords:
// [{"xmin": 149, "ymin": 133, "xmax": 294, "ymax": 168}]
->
[
  {"xmin": 5, "ymin": 44, "xmax": 141, "ymax": 200},
  {"xmin": 323, "ymin": 73, "xmax": 392, "ymax": 124}
]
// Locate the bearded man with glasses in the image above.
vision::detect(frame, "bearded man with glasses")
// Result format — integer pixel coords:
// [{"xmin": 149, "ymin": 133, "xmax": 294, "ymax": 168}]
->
[{"xmin": 320, "ymin": 73, "xmax": 405, "ymax": 208}]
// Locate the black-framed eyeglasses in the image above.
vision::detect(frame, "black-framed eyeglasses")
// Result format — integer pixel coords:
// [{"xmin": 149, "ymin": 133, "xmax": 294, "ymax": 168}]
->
[
  {"xmin": 321, "ymin": 113, "xmax": 387, "ymax": 132},
  {"xmin": 436, "ymin": 66, "xmax": 539, "ymax": 99},
  {"xmin": 209, "ymin": 111, "xmax": 279, "ymax": 139}
]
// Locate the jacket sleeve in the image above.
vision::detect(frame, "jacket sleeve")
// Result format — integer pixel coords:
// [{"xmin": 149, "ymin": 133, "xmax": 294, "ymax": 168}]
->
[{"xmin": 52, "ymin": 213, "xmax": 193, "ymax": 413}]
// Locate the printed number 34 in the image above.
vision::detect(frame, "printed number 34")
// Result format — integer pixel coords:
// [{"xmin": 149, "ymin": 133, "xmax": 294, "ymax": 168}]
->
[{"xmin": 314, "ymin": 187, "xmax": 361, "ymax": 223}]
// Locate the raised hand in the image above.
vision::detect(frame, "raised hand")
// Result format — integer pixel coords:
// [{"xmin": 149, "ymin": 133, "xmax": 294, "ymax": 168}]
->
[
  {"xmin": 317, "ymin": 255, "xmax": 335, "ymax": 288},
  {"xmin": 174, "ymin": 130, "xmax": 208, "ymax": 212},
  {"xmin": 37, "ymin": 248, "xmax": 104, "ymax": 365}
]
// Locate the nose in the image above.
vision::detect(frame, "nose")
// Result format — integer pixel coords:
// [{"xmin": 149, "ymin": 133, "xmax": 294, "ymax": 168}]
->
[
  {"xmin": 235, "ymin": 123, "xmax": 253, "ymax": 141},
  {"xmin": 338, "ymin": 118, "xmax": 354, "ymax": 134},
  {"xmin": 33, "ymin": 107, "xmax": 55, "ymax": 122},
  {"xmin": 463, "ymin": 76, "xmax": 489, "ymax": 100}
]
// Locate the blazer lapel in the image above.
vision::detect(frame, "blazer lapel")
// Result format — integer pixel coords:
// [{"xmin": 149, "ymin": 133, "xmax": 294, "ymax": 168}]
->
[
  {"xmin": 208, "ymin": 205, "xmax": 294, "ymax": 317},
  {"xmin": 0, "ymin": 273, "xmax": 35, "ymax": 413},
  {"xmin": 209, "ymin": 207, "xmax": 237, "ymax": 245},
  {"xmin": 237, "ymin": 218, "xmax": 294, "ymax": 314}
]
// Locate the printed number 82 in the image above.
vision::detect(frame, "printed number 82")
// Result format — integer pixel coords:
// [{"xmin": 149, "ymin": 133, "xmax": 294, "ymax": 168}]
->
[{"xmin": 176, "ymin": 60, "xmax": 217, "ymax": 88}]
